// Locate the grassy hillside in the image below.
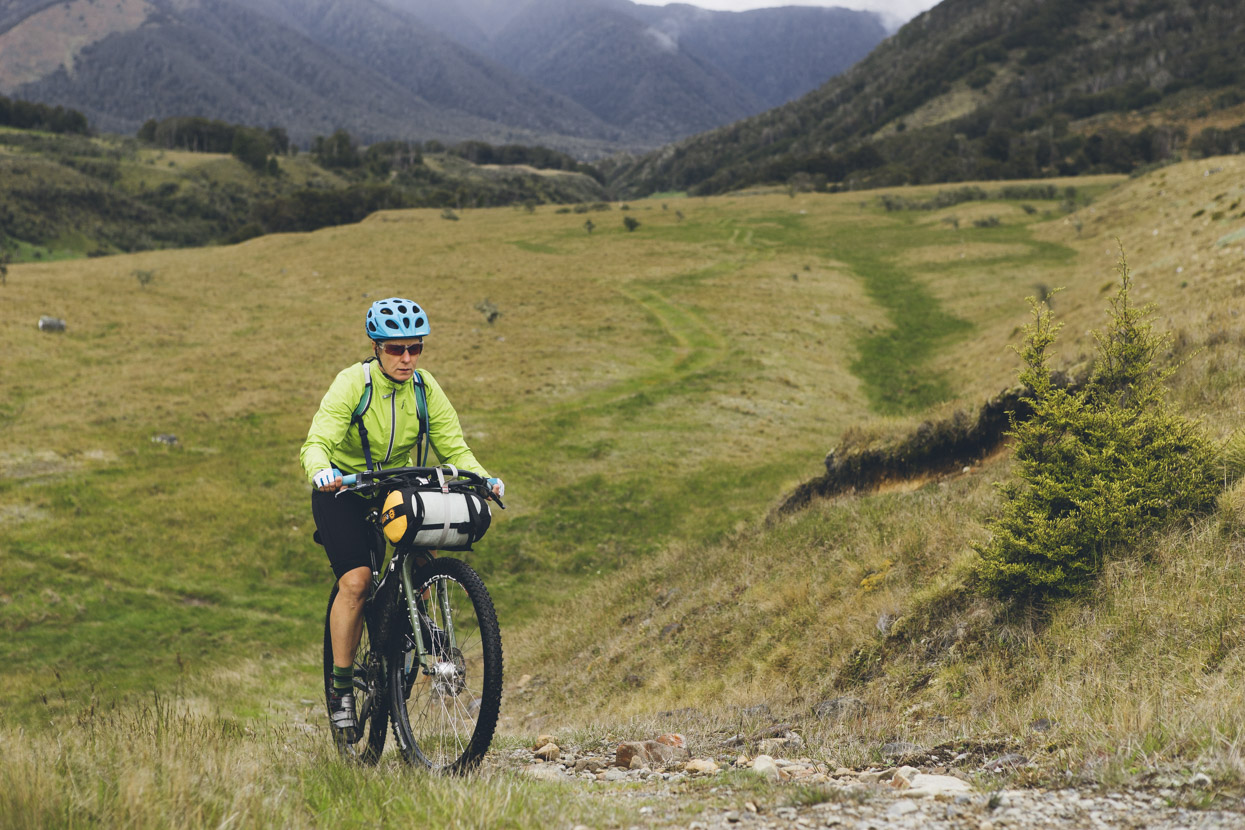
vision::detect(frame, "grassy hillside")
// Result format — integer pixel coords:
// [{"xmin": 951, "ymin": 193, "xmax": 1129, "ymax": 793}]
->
[
  {"xmin": 2, "ymin": 157, "xmax": 1243, "ymax": 823},
  {"xmin": 0, "ymin": 125, "xmax": 607, "ymax": 261},
  {"xmin": 511, "ymin": 156, "xmax": 1245, "ymax": 774}
]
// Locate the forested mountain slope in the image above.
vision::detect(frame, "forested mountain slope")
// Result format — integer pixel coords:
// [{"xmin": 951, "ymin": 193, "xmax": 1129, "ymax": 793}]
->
[
  {"xmin": 627, "ymin": 2, "xmax": 887, "ymax": 109},
  {"xmin": 1, "ymin": 0, "xmax": 887, "ymax": 150},
  {"xmin": 488, "ymin": 0, "xmax": 762, "ymax": 143},
  {"xmin": 0, "ymin": 0, "xmax": 624, "ymax": 152},
  {"xmin": 382, "ymin": 0, "xmax": 888, "ymax": 143},
  {"xmin": 610, "ymin": 0, "xmax": 1245, "ymax": 195}
]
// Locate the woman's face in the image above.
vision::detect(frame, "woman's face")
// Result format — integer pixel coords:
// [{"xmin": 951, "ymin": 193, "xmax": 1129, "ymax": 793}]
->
[{"xmin": 374, "ymin": 338, "xmax": 423, "ymax": 381}]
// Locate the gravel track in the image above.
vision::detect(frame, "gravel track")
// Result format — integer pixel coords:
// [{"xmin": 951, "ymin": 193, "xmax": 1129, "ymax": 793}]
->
[{"xmin": 499, "ymin": 741, "xmax": 1244, "ymax": 829}]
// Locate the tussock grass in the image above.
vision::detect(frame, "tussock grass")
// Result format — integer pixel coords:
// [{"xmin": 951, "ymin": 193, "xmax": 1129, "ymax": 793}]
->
[
  {"xmin": 4, "ymin": 159, "xmax": 1245, "ymax": 819},
  {"xmin": 0, "ymin": 702, "xmax": 627, "ymax": 828},
  {"xmin": 504, "ymin": 159, "xmax": 1245, "ymax": 786}
]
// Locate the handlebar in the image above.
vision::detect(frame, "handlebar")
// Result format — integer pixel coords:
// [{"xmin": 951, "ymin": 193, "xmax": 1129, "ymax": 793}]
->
[{"xmin": 337, "ymin": 465, "xmax": 504, "ymax": 509}]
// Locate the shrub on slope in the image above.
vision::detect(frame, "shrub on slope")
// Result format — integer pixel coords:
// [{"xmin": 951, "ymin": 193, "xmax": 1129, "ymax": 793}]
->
[{"xmin": 974, "ymin": 252, "xmax": 1219, "ymax": 600}]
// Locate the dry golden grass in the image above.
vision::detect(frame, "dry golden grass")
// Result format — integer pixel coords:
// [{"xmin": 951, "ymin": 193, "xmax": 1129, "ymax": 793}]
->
[
  {"xmin": 1, "ymin": 192, "xmax": 887, "ymax": 503},
  {"xmin": 4, "ymin": 159, "xmax": 1245, "ymax": 819},
  {"xmin": 496, "ymin": 159, "xmax": 1245, "ymax": 785}
]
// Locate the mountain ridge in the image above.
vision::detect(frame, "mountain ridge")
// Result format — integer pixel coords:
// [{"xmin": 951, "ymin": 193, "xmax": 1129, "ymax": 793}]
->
[
  {"xmin": 1, "ymin": 0, "xmax": 887, "ymax": 151},
  {"xmin": 610, "ymin": 0, "xmax": 1245, "ymax": 195}
]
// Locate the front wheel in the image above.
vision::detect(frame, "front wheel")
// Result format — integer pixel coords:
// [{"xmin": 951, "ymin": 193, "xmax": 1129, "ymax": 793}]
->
[
  {"xmin": 390, "ymin": 557, "xmax": 503, "ymax": 772},
  {"xmin": 323, "ymin": 585, "xmax": 388, "ymax": 763}
]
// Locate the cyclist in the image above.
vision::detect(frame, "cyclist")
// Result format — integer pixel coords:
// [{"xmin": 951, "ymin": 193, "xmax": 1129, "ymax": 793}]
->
[{"xmin": 300, "ymin": 297, "xmax": 503, "ymax": 743}]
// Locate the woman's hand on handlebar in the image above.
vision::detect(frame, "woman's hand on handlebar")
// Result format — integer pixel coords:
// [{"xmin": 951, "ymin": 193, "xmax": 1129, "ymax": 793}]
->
[
  {"xmin": 487, "ymin": 477, "xmax": 505, "ymax": 498},
  {"xmin": 313, "ymin": 467, "xmax": 344, "ymax": 492}
]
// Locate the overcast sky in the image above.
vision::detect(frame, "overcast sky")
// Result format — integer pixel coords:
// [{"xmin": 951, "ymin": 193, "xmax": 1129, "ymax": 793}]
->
[{"xmin": 632, "ymin": 0, "xmax": 942, "ymax": 31}]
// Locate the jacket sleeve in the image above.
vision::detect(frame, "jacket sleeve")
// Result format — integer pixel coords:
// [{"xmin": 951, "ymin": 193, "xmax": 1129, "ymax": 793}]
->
[
  {"xmin": 300, "ymin": 365, "xmax": 362, "ymax": 482},
  {"xmin": 419, "ymin": 370, "xmax": 490, "ymax": 479}
]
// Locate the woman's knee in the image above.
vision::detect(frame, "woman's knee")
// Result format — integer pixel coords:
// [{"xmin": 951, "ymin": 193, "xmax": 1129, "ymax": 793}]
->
[{"xmin": 337, "ymin": 567, "xmax": 372, "ymax": 601}]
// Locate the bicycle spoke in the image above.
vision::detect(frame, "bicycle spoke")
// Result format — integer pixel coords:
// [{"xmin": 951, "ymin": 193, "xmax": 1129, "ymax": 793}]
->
[{"xmin": 391, "ymin": 559, "xmax": 502, "ymax": 771}]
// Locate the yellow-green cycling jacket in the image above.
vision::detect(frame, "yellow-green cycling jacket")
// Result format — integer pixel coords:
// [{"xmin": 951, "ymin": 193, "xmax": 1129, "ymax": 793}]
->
[{"xmin": 300, "ymin": 361, "xmax": 489, "ymax": 482}]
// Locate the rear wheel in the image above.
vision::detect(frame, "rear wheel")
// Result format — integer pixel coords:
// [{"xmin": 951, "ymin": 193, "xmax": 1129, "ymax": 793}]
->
[
  {"xmin": 323, "ymin": 585, "xmax": 388, "ymax": 763},
  {"xmin": 390, "ymin": 557, "xmax": 503, "ymax": 772}
]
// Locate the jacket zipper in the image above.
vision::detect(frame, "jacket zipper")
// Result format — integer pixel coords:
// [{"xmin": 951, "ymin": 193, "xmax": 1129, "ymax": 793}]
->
[{"xmin": 382, "ymin": 391, "xmax": 397, "ymax": 464}]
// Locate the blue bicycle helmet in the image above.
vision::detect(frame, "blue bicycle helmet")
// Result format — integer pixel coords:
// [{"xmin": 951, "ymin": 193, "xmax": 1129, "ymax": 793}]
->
[{"xmin": 366, "ymin": 297, "xmax": 430, "ymax": 340}]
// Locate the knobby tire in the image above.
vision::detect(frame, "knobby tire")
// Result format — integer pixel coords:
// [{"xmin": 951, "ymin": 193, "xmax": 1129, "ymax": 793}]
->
[{"xmin": 389, "ymin": 557, "xmax": 503, "ymax": 772}]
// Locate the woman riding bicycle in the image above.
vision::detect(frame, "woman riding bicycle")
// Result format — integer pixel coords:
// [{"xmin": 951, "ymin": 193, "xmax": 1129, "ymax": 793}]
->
[{"xmin": 300, "ymin": 297, "xmax": 503, "ymax": 742}]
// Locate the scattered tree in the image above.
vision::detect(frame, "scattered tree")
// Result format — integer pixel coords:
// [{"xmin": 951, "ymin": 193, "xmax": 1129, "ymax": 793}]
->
[
  {"xmin": 230, "ymin": 127, "xmax": 273, "ymax": 172},
  {"xmin": 265, "ymin": 126, "xmax": 291, "ymax": 155},
  {"xmin": 583, "ymin": 219, "xmax": 595, "ymax": 234},
  {"xmin": 974, "ymin": 248, "xmax": 1218, "ymax": 601},
  {"xmin": 623, "ymin": 216, "xmax": 640, "ymax": 232},
  {"xmin": 313, "ymin": 130, "xmax": 361, "ymax": 169}
]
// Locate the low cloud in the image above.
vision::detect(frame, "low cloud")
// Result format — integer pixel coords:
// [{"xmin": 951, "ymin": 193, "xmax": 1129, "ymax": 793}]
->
[{"xmin": 644, "ymin": 26, "xmax": 679, "ymax": 53}]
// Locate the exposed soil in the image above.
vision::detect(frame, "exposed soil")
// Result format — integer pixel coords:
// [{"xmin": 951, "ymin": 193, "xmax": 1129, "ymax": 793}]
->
[{"xmin": 778, "ymin": 372, "xmax": 1084, "ymax": 513}]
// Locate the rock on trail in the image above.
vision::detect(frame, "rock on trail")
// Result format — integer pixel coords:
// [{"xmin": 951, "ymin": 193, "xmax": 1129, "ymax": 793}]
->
[{"xmin": 500, "ymin": 733, "xmax": 1242, "ymax": 829}]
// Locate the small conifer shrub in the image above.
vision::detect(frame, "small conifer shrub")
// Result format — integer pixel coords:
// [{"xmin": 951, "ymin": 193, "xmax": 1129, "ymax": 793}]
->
[{"xmin": 974, "ymin": 250, "xmax": 1219, "ymax": 600}]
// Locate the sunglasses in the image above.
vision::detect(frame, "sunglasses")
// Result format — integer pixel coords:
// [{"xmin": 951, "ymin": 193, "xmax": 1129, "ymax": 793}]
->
[{"xmin": 379, "ymin": 342, "xmax": 424, "ymax": 357}]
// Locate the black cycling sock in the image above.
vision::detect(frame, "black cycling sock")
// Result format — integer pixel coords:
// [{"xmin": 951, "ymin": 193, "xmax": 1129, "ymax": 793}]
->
[{"xmin": 332, "ymin": 664, "xmax": 353, "ymax": 696}]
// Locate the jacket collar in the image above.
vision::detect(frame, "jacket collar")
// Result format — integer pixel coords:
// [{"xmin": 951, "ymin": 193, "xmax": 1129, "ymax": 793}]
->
[{"xmin": 370, "ymin": 360, "xmax": 416, "ymax": 393}]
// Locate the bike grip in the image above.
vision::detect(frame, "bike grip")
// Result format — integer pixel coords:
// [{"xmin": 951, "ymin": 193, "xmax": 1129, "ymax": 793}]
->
[{"xmin": 341, "ymin": 473, "xmax": 358, "ymax": 486}]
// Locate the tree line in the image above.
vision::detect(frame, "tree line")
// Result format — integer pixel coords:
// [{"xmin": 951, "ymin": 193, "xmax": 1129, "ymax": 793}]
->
[
  {"xmin": 675, "ymin": 117, "xmax": 1245, "ymax": 197},
  {"xmin": 0, "ymin": 96, "xmax": 88, "ymax": 135},
  {"xmin": 138, "ymin": 117, "xmax": 290, "ymax": 174},
  {"xmin": 135, "ymin": 120, "xmax": 608, "ymax": 185}
]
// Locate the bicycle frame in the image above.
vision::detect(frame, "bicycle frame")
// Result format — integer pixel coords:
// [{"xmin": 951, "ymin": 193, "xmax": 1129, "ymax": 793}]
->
[
  {"xmin": 324, "ymin": 465, "xmax": 503, "ymax": 768},
  {"xmin": 358, "ymin": 493, "xmax": 470, "ymax": 682}
]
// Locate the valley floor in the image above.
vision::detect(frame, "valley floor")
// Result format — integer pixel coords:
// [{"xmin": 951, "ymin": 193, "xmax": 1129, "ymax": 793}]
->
[{"xmin": 4, "ymin": 159, "xmax": 1245, "ymax": 827}]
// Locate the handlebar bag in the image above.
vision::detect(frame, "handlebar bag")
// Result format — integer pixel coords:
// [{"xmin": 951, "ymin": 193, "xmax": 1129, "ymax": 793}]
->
[{"xmin": 380, "ymin": 487, "xmax": 491, "ymax": 551}]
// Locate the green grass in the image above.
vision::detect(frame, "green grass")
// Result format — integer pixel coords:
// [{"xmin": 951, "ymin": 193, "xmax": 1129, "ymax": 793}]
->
[
  {"xmin": 0, "ymin": 126, "xmax": 609, "ymax": 262},
  {"xmin": 508, "ymin": 240, "xmax": 559, "ymax": 254},
  {"xmin": 5, "ymin": 158, "xmax": 1245, "ymax": 821},
  {"xmin": 9, "ymin": 237, "xmax": 91, "ymax": 263}
]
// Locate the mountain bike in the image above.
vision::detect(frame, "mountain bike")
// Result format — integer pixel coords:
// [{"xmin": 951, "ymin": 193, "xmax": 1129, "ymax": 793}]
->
[{"xmin": 320, "ymin": 465, "xmax": 504, "ymax": 770}]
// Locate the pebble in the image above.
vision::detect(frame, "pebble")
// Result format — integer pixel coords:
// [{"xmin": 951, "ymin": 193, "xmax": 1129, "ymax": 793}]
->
[
  {"xmin": 984, "ymin": 753, "xmax": 1029, "ymax": 769},
  {"xmin": 888, "ymin": 800, "xmax": 919, "ymax": 817},
  {"xmin": 501, "ymin": 740, "xmax": 1242, "ymax": 829},
  {"xmin": 685, "ymin": 758, "xmax": 720, "ymax": 775},
  {"xmin": 534, "ymin": 742, "xmax": 560, "ymax": 762},
  {"xmin": 750, "ymin": 755, "xmax": 783, "ymax": 781}
]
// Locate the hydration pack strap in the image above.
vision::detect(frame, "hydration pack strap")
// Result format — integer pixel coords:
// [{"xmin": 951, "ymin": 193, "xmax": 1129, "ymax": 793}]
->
[
  {"xmin": 412, "ymin": 370, "xmax": 430, "ymax": 466},
  {"xmin": 352, "ymin": 360, "xmax": 376, "ymax": 473}
]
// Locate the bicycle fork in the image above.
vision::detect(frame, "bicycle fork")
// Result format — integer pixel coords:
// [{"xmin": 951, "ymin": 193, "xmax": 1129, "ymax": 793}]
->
[{"xmin": 399, "ymin": 555, "xmax": 458, "ymax": 676}]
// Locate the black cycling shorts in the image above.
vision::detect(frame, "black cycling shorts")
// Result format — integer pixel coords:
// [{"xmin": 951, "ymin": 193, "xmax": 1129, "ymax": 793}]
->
[{"xmin": 311, "ymin": 490, "xmax": 381, "ymax": 580}]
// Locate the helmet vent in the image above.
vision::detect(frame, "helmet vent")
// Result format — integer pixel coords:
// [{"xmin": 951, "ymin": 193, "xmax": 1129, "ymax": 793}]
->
[{"xmin": 367, "ymin": 297, "xmax": 430, "ymax": 340}]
